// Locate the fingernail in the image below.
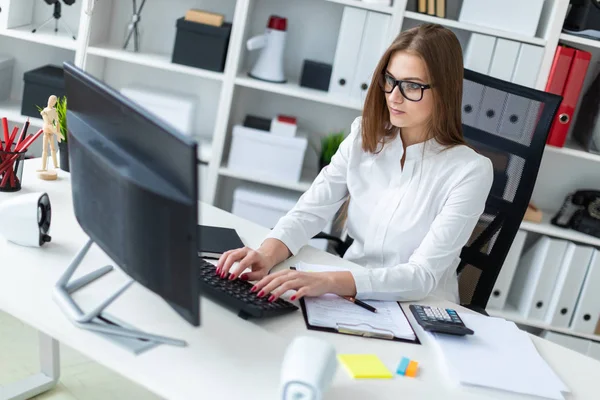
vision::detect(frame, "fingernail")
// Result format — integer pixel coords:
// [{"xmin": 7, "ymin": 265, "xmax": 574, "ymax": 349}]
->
[
  {"xmin": 240, "ymin": 275, "xmax": 249, "ymax": 280},
  {"xmin": 290, "ymin": 295, "xmax": 297, "ymax": 301},
  {"xmin": 257, "ymin": 290, "xmax": 265, "ymax": 297},
  {"xmin": 268, "ymin": 295, "xmax": 275, "ymax": 302},
  {"xmin": 229, "ymin": 274, "xmax": 236, "ymax": 280},
  {"xmin": 250, "ymin": 285, "xmax": 257, "ymax": 293},
  {"xmin": 215, "ymin": 268, "xmax": 220, "ymax": 275},
  {"xmin": 221, "ymin": 272, "xmax": 226, "ymax": 279}
]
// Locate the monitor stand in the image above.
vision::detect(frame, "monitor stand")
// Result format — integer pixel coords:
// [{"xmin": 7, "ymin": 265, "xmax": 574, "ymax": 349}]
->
[{"xmin": 53, "ymin": 238, "xmax": 187, "ymax": 354}]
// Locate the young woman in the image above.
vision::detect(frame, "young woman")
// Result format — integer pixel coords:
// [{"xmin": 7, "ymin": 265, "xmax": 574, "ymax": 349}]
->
[{"xmin": 216, "ymin": 23, "xmax": 493, "ymax": 304}]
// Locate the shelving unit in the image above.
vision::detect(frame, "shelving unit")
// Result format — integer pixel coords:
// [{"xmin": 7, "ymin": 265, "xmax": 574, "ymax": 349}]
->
[
  {"xmin": 1, "ymin": 0, "xmax": 600, "ymax": 343},
  {"xmin": 403, "ymin": 11, "xmax": 547, "ymax": 46},
  {"xmin": 488, "ymin": 306, "xmax": 600, "ymax": 343}
]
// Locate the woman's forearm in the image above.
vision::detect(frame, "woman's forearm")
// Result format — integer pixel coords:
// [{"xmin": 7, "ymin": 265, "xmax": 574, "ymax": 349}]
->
[
  {"xmin": 259, "ymin": 238, "xmax": 293, "ymax": 268},
  {"xmin": 328, "ymin": 271, "xmax": 357, "ymax": 297}
]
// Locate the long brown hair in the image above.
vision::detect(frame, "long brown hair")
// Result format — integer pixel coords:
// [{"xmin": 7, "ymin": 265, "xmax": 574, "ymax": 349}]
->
[
  {"xmin": 362, "ymin": 23, "xmax": 466, "ymax": 153},
  {"xmin": 336, "ymin": 24, "xmax": 466, "ymax": 227}
]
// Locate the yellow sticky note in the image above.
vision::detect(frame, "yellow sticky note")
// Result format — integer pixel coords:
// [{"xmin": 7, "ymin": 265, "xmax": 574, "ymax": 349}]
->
[{"xmin": 337, "ymin": 354, "xmax": 393, "ymax": 379}]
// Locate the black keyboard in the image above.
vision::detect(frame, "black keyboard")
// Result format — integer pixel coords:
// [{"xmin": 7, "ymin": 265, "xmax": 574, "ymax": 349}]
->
[{"xmin": 198, "ymin": 258, "xmax": 298, "ymax": 319}]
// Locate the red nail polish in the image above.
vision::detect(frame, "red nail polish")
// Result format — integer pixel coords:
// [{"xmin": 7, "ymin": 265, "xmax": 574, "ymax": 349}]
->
[
  {"xmin": 240, "ymin": 275, "xmax": 249, "ymax": 280},
  {"xmin": 250, "ymin": 286, "xmax": 257, "ymax": 293},
  {"xmin": 290, "ymin": 295, "xmax": 297, "ymax": 301},
  {"xmin": 268, "ymin": 295, "xmax": 275, "ymax": 302},
  {"xmin": 258, "ymin": 290, "xmax": 265, "ymax": 297},
  {"xmin": 215, "ymin": 268, "xmax": 220, "ymax": 275},
  {"xmin": 221, "ymin": 272, "xmax": 226, "ymax": 279},
  {"xmin": 229, "ymin": 274, "xmax": 236, "ymax": 280}
]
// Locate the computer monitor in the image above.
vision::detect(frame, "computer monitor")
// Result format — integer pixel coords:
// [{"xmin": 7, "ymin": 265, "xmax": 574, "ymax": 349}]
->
[{"xmin": 62, "ymin": 62, "xmax": 200, "ymax": 328}]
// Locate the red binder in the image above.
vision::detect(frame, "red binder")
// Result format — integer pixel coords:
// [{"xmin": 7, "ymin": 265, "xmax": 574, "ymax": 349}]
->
[{"xmin": 546, "ymin": 46, "xmax": 591, "ymax": 147}]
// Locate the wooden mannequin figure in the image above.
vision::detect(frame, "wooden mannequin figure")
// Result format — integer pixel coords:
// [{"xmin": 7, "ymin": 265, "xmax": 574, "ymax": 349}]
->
[{"xmin": 37, "ymin": 95, "xmax": 62, "ymax": 181}]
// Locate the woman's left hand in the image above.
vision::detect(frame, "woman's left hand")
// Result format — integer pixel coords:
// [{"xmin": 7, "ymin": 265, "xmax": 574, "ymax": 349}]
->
[{"xmin": 251, "ymin": 269, "xmax": 334, "ymax": 302}]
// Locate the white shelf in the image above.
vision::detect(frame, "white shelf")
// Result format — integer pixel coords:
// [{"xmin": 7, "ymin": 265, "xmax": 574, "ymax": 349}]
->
[
  {"xmin": 235, "ymin": 73, "xmax": 363, "ymax": 111},
  {"xmin": 219, "ymin": 166, "xmax": 315, "ymax": 192},
  {"xmin": 488, "ymin": 305, "xmax": 600, "ymax": 343},
  {"xmin": 0, "ymin": 25, "xmax": 78, "ymax": 51},
  {"xmin": 545, "ymin": 141, "xmax": 600, "ymax": 164},
  {"xmin": 0, "ymin": 99, "xmax": 44, "ymax": 127},
  {"xmin": 324, "ymin": 0, "xmax": 394, "ymax": 14},
  {"xmin": 403, "ymin": 11, "xmax": 546, "ymax": 46},
  {"xmin": 519, "ymin": 209, "xmax": 600, "ymax": 248},
  {"xmin": 559, "ymin": 33, "xmax": 600, "ymax": 49},
  {"xmin": 87, "ymin": 44, "xmax": 224, "ymax": 82}
]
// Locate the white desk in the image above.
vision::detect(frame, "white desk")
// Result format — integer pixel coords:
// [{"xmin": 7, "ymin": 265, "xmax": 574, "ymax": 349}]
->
[{"xmin": 0, "ymin": 160, "xmax": 598, "ymax": 400}]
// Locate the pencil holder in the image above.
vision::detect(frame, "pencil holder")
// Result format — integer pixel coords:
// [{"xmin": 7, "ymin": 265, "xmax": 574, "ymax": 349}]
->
[{"xmin": 0, "ymin": 142, "xmax": 26, "ymax": 192}]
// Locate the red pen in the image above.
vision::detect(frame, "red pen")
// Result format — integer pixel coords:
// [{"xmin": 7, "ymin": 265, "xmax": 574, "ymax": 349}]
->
[{"xmin": 2, "ymin": 117, "xmax": 8, "ymax": 148}]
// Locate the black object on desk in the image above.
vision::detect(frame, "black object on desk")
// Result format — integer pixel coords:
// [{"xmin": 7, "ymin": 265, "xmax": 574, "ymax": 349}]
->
[
  {"xmin": 409, "ymin": 305, "xmax": 474, "ymax": 336},
  {"xmin": 198, "ymin": 224, "xmax": 245, "ymax": 258},
  {"xmin": 198, "ymin": 258, "xmax": 298, "ymax": 319},
  {"xmin": 21, "ymin": 65, "xmax": 66, "ymax": 118},
  {"xmin": 172, "ymin": 17, "xmax": 232, "ymax": 72}
]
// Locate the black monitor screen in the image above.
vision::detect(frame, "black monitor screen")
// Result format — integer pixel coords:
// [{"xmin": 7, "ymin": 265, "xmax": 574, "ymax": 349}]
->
[{"xmin": 63, "ymin": 62, "xmax": 200, "ymax": 326}]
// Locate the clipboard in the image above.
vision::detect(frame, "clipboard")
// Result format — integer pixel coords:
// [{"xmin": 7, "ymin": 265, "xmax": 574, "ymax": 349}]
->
[{"xmin": 297, "ymin": 297, "xmax": 421, "ymax": 345}]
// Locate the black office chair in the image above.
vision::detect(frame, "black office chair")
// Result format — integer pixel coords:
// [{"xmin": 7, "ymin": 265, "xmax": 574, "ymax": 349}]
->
[{"xmin": 313, "ymin": 68, "xmax": 562, "ymax": 315}]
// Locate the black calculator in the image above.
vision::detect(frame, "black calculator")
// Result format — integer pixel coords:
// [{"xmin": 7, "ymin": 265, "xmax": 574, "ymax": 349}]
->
[{"xmin": 409, "ymin": 305, "xmax": 474, "ymax": 336}]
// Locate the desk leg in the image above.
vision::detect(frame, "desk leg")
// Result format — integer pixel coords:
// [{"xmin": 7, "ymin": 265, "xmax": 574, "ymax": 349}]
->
[{"xmin": 1, "ymin": 331, "xmax": 60, "ymax": 400}]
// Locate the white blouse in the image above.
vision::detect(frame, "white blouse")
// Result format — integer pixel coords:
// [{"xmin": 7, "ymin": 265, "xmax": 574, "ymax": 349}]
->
[{"xmin": 266, "ymin": 117, "xmax": 494, "ymax": 303}]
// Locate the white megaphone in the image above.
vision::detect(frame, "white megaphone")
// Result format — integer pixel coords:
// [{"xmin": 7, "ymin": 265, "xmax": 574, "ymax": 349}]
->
[
  {"xmin": 247, "ymin": 15, "xmax": 287, "ymax": 83},
  {"xmin": 0, "ymin": 192, "xmax": 52, "ymax": 247}
]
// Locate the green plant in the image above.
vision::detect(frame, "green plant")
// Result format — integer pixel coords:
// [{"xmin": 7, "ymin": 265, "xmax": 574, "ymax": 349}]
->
[
  {"xmin": 320, "ymin": 130, "xmax": 345, "ymax": 166},
  {"xmin": 36, "ymin": 95, "xmax": 68, "ymax": 142}
]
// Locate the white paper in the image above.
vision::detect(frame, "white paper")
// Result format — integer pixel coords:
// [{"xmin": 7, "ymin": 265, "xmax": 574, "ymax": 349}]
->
[
  {"xmin": 430, "ymin": 313, "xmax": 569, "ymax": 400},
  {"xmin": 294, "ymin": 262, "xmax": 415, "ymax": 341}
]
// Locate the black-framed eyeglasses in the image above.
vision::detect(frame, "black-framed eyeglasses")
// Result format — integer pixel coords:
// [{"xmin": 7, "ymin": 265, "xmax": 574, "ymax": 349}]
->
[{"xmin": 378, "ymin": 73, "xmax": 431, "ymax": 102}]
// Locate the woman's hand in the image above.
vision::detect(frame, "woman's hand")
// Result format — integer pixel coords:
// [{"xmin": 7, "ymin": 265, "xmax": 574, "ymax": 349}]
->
[
  {"xmin": 251, "ymin": 270, "xmax": 357, "ymax": 302},
  {"xmin": 215, "ymin": 247, "xmax": 276, "ymax": 281}
]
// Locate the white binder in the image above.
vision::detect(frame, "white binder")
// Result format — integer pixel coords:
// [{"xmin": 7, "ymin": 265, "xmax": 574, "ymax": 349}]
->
[
  {"xmin": 461, "ymin": 79, "xmax": 486, "ymax": 126},
  {"xmin": 329, "ymin": 7, "xmax": 367, "ymax": 97},
  {"xmin": 476, "ymin": 86, "xmax": 507, "ymax": 133},
  {"xmin": 545, "ymin": 243, "xmax": 594, "ymax": 328},
  {"xmin": 488, "ymin": 39, "xmax": 520, "ymax": 81},
  {"xmin": 487, "ymin": 230, "xmax": 527, "ymax": 310},
  {"xmin": 570, "ymin": 249, "xmax": 600, "ymax": 334},
  {"xmin": 508, "ymin": 236, "xmax": 569, "ymax": 321},
  {"xmin": 511, "ymin": 44, "xmax": 544, "ymax": 88},
  {"xmin": 464, "ymin": 33, "xmax": 496, "ymax": 74},
  {"xmin": 350, "ymin": 11, "xmax": 391, "ymax": 101}
]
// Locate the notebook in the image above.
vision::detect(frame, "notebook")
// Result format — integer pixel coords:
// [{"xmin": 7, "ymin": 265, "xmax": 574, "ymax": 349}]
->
[
  {"xmin": 197, "ymin": 225, "xmax": 245, "ymax": 259},
  {"xmin": 337, "ymin": 354, "xmax": 393, "ymax": 379},
  {"xmin": 294, "ymin": 262, "xmax": 419, "ymax": 344}
]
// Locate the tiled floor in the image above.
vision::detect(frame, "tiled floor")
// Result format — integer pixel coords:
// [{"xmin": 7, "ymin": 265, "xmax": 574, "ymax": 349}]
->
[{"xmin": 0, "ymin": 312, "xmax": 162, "ymax": 400}]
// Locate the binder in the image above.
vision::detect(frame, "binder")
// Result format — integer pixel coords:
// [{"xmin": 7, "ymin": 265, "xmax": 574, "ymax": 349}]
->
[
  {"xmin": 488, "ymin": 230, "xmax": 527, "ymax": 310},
  {"xmin": 507, "ymin": 236, "xmax": 569, "ymax": 321},
  {"xmin": 476, "ymin": 86, "xmax": 506, "ymax": 133},
  {"xmin": 570, "ymin": 249, "xmax": 600, "ymax": 334},
  {"xmin": 329, "ymin": 7, "xmax": 367, "ymax": 97},
  {"xmin": 461, "ymin": 79, "xmax": 486, "ymax": 126},
  {"xmin": 544, "ymin": 46, "xmax": 575, "ymax": 96},
  {"xmin": 545, "ymin": 243, "xmax": 594, "ymax": 328},
  {"xmin": 350, "ymin": 12, "xmax": 391, "ymax": 101},
  {"xmin": 464, "ymin": 34, "xmax": 496, "ymax": 74},
  {"xmin": 427, "ymin": 0, "xmax": 435, "ymax": 15},
  {"xmin": 488, "ymin": 38, "xmax": 520, "ymax": 81},
  {"xmin": 511, "ymin": 44, "xmax": 544, "ymax": 88},
  {"xmin": 547, "ymin": 49, "xmax": 591, "ymax": 147},
  {"xmin": 418, "ymin": 0, "xmax": 427, "ymax": 13},
  {"xmin": 436, "ymin": 0, "xmax": 446, "ymax": 18}
]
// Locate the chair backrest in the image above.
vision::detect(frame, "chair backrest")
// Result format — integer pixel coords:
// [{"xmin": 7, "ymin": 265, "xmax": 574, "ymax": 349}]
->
[{"xmin": 457, "ymin": 69, "xmax": 562, "ymax": 310}]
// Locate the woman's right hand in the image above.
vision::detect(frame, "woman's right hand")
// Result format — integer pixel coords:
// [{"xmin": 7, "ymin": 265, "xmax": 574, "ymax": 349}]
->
[{"xmin": 215, "ymin": 247, "xmax": 276, "ymax": 281}]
